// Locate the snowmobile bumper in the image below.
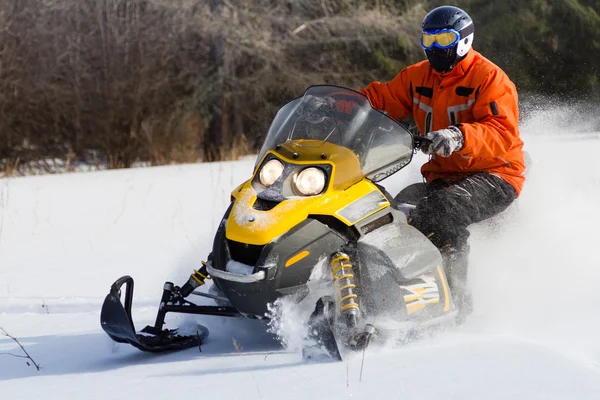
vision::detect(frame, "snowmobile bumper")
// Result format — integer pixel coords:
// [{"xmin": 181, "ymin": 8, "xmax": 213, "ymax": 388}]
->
[
  {"xmin": 100, "ymin": 275, "xmax": 241, "ymax": 352},
  {"xmin": 206, "ymin": 263, "xmax": 266, "ymax": 283}
]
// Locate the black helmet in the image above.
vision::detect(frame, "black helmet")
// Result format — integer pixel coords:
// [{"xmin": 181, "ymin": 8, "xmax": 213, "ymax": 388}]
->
[{"xmin": 421, "ymin": 6, "xmax": 474, "ymax": 73}]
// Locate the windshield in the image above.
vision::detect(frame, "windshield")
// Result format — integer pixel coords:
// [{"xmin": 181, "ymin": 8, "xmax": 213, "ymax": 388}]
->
[{"xmin": 256, "ymin": 85, "xmax": 414, "ymax": 182}]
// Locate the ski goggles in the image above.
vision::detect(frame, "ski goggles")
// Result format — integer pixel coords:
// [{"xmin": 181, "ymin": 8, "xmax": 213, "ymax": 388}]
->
[{"xmin": 420, "ymin": 28, "xmax": 461, "ymax": 50}]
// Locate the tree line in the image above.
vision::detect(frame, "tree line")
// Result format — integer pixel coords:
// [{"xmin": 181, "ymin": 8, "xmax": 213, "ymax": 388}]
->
[{"xmin": 0, "ymin": 0, "xmax": 598, "ymax": 175}]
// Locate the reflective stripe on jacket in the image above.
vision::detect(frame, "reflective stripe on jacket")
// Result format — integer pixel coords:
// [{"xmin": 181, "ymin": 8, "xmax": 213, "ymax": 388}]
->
[{"xmin": 358, "ymin": 50, "xmax": 525, "ymax": 195}]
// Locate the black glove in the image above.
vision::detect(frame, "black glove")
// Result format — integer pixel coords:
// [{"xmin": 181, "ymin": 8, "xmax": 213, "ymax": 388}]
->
[{"xmin": 422, "ymin": 126, "xmax": 464, "ymax": 157}]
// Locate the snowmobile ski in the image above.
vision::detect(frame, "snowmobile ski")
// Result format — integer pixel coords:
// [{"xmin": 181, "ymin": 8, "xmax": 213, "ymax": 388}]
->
[
  {"xmin": 302, "ymin": 297, "xmax": 342, "ymax": 361},
  {"xmin": 100, "ymin": 275, "xmax": 239, "ymax": 352}
]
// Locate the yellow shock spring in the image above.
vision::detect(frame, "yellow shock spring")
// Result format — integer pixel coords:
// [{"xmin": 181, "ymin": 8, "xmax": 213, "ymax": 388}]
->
[
  {"xmin": 330, "ymin": 252, "xmax": 359, "ymax": 314},
  {"xmin": 191, "ymin": 261, "xmax": 212, "ymax": 286}
]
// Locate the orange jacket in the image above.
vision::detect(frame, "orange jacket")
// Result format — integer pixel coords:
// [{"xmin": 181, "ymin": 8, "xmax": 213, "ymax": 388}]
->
[{"xmin": 358, "ymin": 50, "xmax": 525, "ymax": 195}]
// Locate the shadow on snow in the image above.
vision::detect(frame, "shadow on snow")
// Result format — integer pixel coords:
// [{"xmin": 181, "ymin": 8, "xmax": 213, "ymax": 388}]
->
[{"xmin": 0, "ymin": 316, "xmax": 295, "ymax": 381}]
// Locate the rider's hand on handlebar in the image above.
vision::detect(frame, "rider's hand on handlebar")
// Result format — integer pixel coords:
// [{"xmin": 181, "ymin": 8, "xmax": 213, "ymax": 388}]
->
[
  {"xmin": 302, "ymin": 95, "xmax": 358, "ymax": 121},
  {"xmin": 303, "ymin": 95, "xmax": 335, "ymax": 111},
  {"xmin": 334, "ymin": 99, "xmax": 357, "ymax": 115},
  {"xmin": 301, "ymin": 95, "xmax": 336, "ymax": 123},
  {"xmin": 422, "ymin": 126, "xmax": 464, "ymax": 157}
]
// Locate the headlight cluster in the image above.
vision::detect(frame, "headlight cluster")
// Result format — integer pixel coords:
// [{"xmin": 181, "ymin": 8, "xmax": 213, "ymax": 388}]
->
[
  {"xmin": 259, "ymin": 159, "xmax": 285, "ymax": 187},
  {"xmin": 258, "ymin": 159, "xmax": 326, "ymax": 196},
  {"xmin": 292, "ymin": 167, "xmax": 326, "ymax": 196}
]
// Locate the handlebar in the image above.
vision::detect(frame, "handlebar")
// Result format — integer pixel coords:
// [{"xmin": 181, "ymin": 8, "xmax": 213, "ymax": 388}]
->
[{"xmin": 412, "ymin": 135, "xmax": 433, "ymax": 151}]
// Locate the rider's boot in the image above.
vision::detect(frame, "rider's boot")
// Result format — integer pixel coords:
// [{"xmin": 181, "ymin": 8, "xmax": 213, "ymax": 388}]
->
[{"xmin": 442, "ymin": 244, "xmax": 473, "ymax": 325}]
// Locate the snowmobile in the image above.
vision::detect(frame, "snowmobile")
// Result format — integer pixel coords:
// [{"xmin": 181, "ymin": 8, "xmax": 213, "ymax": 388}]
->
[{"xmin": 100, "ymin": 85, "xmax": 458, "ymax": 359}]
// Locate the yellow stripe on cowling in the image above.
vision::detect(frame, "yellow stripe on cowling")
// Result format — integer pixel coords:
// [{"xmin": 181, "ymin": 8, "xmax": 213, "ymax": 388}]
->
[
  {"xmin": 404, "ymin": 294, "xmax": 424, "ymax": 302},
  {"xmin": 437, "ymin": 265, "xmax": 451, "ymax": 312},
  {"xmin": 285, "ymin": 250, "xmax": 310, "ymax": 267}
]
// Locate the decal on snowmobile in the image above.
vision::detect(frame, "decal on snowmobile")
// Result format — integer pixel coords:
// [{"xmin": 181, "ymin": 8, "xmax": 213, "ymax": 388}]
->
[
  {"xmin": 335, "ymin": 190, "xmax": 389, "ymax": 225},
  {"xmin": 437, "ymin": 265, "xmax": 451, "ymax": 312},
  {"xmin": 400, "ymin": 274, "xmax": 440, "ymax": 315},
  {"xmin": 285, "ymin": 250, "xmax": 310, "ymax": 267}
]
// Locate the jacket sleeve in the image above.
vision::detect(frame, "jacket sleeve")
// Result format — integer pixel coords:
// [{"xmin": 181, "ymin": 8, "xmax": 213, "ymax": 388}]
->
[
  {"xmin": 358, "ymin": 68, "xmax": 414, "ymax": 121},
  {"xmin": 456, "ymin": 69, "xmax": 521, "ymax": 158}
]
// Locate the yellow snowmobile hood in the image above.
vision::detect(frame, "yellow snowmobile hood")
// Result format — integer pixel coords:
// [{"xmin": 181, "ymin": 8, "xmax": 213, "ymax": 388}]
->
[{"xmin": 226, "ymin": 140, "xmax": 391, "ymax": 246}]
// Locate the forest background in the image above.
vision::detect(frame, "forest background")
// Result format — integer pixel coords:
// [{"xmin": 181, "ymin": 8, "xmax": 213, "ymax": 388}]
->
[{"xmin": 0, "ymin": 0, "xmax": 598, "ymax": 175}]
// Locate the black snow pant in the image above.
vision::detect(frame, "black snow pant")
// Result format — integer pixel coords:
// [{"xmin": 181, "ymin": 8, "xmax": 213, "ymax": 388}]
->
[{"xmin": 395, "ymin": 172, "xmax": 517, "ymax": 295}]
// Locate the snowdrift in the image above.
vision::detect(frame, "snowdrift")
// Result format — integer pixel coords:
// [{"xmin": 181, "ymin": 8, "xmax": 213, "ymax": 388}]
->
[{"xmin": 1, "ymin": 132, "xmax": 600, "ymax": 399}]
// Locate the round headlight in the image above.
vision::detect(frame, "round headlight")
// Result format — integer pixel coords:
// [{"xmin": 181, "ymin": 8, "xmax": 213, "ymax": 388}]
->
[
  {"xmin": 259, "ymin": 159, "xmax": 285, "ymax": 187},
  {"xmin": 293, "ymin": 167, "xmax": 326, "ymax": 196}
]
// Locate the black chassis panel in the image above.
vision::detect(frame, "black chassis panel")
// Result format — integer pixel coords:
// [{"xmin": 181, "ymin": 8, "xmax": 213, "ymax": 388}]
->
[{"xmin": 211, "ymin": 215, "xmax": 347, "ymax": 317}]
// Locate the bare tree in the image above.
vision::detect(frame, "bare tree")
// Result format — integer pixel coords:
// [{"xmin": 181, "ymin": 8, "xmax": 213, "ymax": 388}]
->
[
  {"xmin": 191, "ymin": 0, "xmax": 426, "ymax": 159},
  {"xmin": 0, "ymin": 327, "xmax": 41, "ymax": 371},
  {"xmin": 0, "ymin": 0, "xmax": 426, "ymax": 174}
]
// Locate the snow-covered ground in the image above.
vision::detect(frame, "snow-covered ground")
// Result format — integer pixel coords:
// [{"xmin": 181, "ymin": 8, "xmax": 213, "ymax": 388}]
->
[{"xmin": 1, "ymin": 116, "xmax": 600, "ymax": 398}]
